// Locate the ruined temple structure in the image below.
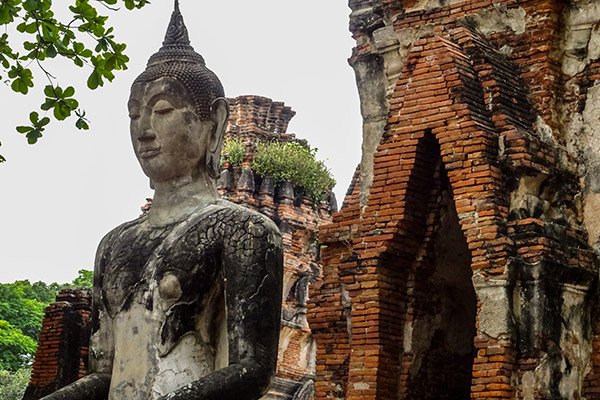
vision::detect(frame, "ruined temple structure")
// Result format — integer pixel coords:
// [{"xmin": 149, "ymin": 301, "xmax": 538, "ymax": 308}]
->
[
  {"xmin": 23, "ymin": 290, "xmax": 91, "ymax": 400},
  {"xmin": 24, "ymin": 95, "xmax": 335, "ymax": 400},
  {"xmin": 308, "ymin": 1, "xmax": 600, "ymax": 399}
]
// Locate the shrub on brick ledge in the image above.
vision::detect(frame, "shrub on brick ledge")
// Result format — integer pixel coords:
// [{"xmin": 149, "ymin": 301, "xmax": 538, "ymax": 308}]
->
[
  {"xmin": 221, "ymin": 138, "xmax": 245, "ymax": 166},
  {"xmin": 252, "ymin": 141, "xmax": 335, "ymax": 202}
]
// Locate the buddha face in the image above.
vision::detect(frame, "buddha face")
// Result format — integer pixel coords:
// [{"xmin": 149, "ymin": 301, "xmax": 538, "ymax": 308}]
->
[{"xmin": 128, "ymin": 77, "xmax": 213, "ymax": 183}]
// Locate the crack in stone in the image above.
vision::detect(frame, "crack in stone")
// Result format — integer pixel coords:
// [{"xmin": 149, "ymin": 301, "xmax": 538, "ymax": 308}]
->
[{"xmin": 248, "ymin": 275, "xmax": 269, "ymax": 302}]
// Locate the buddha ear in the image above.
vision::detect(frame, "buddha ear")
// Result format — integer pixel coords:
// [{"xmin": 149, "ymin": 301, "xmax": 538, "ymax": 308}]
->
[{"xmin": 207, "ymin": 97, "xmax": 229, "ymax": 179}]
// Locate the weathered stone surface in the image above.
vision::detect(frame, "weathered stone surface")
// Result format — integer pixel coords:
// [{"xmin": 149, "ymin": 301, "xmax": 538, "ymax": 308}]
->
[{"xmin": 89, "ymin": 202, "xmax": 282, "ymax": 400}]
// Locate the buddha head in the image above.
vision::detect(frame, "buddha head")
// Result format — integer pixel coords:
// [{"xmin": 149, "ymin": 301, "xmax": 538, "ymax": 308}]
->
[{"xmin": 128, "ymin": 0, "xmax": 228, "ymax": 184}]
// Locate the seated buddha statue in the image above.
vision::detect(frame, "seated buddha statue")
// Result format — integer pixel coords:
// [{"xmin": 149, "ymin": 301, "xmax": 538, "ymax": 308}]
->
[{"xmin": 41, "ymin": 2, "xmax": 283, "ymax": 399}]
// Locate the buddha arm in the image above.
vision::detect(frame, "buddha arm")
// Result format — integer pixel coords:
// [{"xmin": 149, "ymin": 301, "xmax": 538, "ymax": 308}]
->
[
  {"xmin": 37, "ymin": 374, "xmax": 111, "ymax": 400},
  {"xmin": 160, "ymin": 212, "xmax": 284, "ymax": 400}
]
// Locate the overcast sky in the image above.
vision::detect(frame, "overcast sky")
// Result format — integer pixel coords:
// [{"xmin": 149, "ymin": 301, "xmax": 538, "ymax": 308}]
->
[{"xmin": 0, "ymin": 1, "xmax": 362, "ymax": 284}]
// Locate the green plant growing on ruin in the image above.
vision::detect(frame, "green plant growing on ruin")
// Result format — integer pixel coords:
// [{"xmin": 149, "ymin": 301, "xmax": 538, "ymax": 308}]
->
[
  {"xmin": 221, "ymin": 138, "xmax": 245, "ymax": 166},
  {"xmin": 252, "ymin": 141, "xmax": 335, "ymax": 202}
]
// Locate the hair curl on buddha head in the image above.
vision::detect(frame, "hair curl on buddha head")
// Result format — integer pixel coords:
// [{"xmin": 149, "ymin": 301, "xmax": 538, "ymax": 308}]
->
[{"xmin": 133, "ymin": 0, "xmax": 225, "ymax": 121}]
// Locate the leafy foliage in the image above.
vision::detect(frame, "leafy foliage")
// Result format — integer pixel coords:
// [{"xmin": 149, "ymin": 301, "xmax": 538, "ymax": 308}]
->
[
  {"xmin": 0, "ymin": 269, "xmax": 93, "ymax": 371},
  {"xmin": 0, "ymin": 321, "xmax": 36, "ymax": 371},
  {"xmin": 67, "ymin": 269, "xmax": 93, "ymax": 289},
  {"xmin": 221, "ymin": 137, "xmax": 245, "ymax": 166},
  {"xmin": 0, "ymin": 367, "xmax": 31, "ymax": 400},
  {"xmin": 0, "ymin": 0, "xmax": 149, "ymax": 161},
  {"xmin": 252, "ymin": 141, "xmax": 335, "ymax": 202},
  {"xmin": 0, "ymin": 281, "xmax": 48, "ymax": 339}
]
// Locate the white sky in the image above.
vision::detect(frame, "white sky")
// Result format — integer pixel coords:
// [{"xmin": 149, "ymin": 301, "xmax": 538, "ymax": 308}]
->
[{"xmin": 0, "ymin": 1, "xmax": 362, "ymax": 284}]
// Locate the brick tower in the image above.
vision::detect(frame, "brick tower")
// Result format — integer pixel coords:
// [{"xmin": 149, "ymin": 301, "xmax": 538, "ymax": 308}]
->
[
  {"xmin": 309, "ymin": 1, "xmax": 600, "ymax": 399},
  {"xmin": 23, "ymin": 289, "xmax": 91, "ymax": 400}
]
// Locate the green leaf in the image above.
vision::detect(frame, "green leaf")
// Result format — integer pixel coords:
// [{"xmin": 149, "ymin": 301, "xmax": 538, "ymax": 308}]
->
[
  {"xmin": 29, "ymin": 112, "xmax": 39, "ymax": 125},
  {"xmin": 24, "ymin": 23, "xmax": 37, "ymax": 34},
  {"xmin": 11, "ymin": 79, "xmax": 28, "ymax": 94},
  {"xmin": 73, "ymin": 42, "xmax": 84, "ymax": 53},
  {"xmin": 16, "ymin": 22, "xmax": 27, "ymax": 33},
  {"xmin": 53, "ymin": 104, "xmax": 69, "ymax": 120},
  {"xmin": 22, "ymin": 0, "xmax": 39, "ymax": 12},
  {"xmin": 46, "ymin": 45, "xmax": 57, "ymax": 58},
  {"xmin": 40, "ymin": 99, "xmax": 55, "ymax": 111},
  {"xmin": 87, "ymin": 70, "xmax": 101, "ymax": 89},
  {"xmin": 43, "ymin": 85, "xmax": 55, "ymax": 97},
  {"xmin": 26, "ymin": 129, "xmax": 43, "ymax": 144},
  {"xmin": 75, "ymin": 117, "xmax": 89, "ymax": 130},
  {"xmin": 23, "ymin": 42, "xmax": 36, "ymax": 51},
  {"xmin": 64, "ymin": 98, "xmax": 78, "ymax": 109},
  {"xmin": 63, "ymin": 86, "xmax": 75, "ymax": 98}
]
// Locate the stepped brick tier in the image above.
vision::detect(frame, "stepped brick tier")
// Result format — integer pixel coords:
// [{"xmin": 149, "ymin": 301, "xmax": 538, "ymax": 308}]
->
[
  {"xmin": 24, "ymin": 96, "xmax": 335, "ymax": 400},
  {"xmin": 308, "ymin": 1, "xmax": 600, "ymax": 400}
]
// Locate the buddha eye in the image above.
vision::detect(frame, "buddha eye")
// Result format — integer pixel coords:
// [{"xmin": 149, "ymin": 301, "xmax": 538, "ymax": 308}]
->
[
  {"xmin": 153, "ymin": 100, "xmax": 175, "ymax": 115},
  {"xmin": 129, "ymin": 111, "xmax": 140, "ymax": 120}
]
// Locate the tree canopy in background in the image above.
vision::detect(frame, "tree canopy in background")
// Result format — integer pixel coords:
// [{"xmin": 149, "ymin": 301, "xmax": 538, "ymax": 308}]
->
[
  {"xmin": 0, "ymin": 367, "xmax": 31, "ymax": 400},
  {"xmin": 0, "ymin": 269, "xmax": 93, "ymax": 372},
  {"xmin": 0, "ymin": 320, "xmax": 36, "ymax": 371},
  {"xmin": 0, "ymin": 0, "xmax": 150, "ymax": 162}
]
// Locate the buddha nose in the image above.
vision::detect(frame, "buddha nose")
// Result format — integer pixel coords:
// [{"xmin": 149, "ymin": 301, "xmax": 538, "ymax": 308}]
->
[
  {"xmin": 138, "ymin": 129, "xmax": 156, "ymax": 142},
  {"xmin": 137, "ymin": 110, "xmax": 155, "ymax": 140}
]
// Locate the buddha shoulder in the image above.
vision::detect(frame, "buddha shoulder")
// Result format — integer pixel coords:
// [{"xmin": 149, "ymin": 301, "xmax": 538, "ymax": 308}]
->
[
  {"xmin": 196, "ymin": 200, "xmax": 282, "ymax": 245},
  {"xmin": 95, "ymin": 218, "xmax": 144, "ymax": 261}
]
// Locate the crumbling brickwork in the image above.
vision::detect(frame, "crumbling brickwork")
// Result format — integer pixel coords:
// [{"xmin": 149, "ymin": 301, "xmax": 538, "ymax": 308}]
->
[
  {"xmin": 25, "ymin": 95, "xmax": 334, "ymax": 400},
  {"xmin": 308, "ymin": 1, "xmax": 600, "ymax": 399},
  {"xmin": 23, "ymin": 289, "xmax": 91, "ymax": 400}
]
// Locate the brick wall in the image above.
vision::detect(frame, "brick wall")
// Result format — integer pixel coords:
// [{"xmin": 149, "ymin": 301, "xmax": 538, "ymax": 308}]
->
[{"xmin": 309, "ymin": 1, "xmax": 600, "ymax": 399}]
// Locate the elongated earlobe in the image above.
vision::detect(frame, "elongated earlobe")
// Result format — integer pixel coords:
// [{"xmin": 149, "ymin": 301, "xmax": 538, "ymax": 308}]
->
[{"xmin": 206, "ymin": 98, "xmax": 229, "ymax": 179}]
